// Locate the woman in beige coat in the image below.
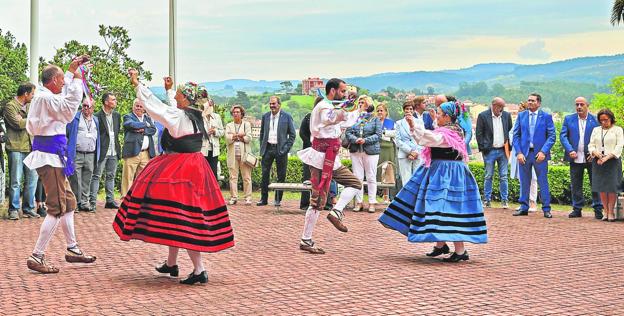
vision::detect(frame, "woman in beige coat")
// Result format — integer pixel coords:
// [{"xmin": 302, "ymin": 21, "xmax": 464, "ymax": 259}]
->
[{"xmin": 225, "ymin": 105, "xmax": 253, "ymax": 205}]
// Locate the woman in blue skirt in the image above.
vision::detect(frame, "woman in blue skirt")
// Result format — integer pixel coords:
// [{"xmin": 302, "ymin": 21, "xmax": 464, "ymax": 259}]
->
[{"xmin": 379, "ymin": 101, "xmax": 487, "ymax": 262}]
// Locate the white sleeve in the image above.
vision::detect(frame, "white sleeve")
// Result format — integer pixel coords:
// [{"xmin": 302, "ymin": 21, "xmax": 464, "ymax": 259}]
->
[
  {"xmin": 47, "ymin": 72, "xmax": 83, "ymax": 122},
  {"xmin": 410, "ymin": 119, "xmax": 449, "ymax": 147},
  {"xmin": 136, "ymin": 84, "xmax": 186, "ymax": 136}
]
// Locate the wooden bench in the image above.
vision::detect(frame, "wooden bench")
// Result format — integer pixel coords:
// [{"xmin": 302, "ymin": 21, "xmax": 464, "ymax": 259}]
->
[{"xmin": 267, "ymin": 182, "xmax": 396, "ymax": 212}]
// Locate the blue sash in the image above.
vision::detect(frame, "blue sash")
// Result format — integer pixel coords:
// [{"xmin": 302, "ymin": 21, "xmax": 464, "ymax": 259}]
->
[{"xmin": 32, "ymin": 135, "xmax": 74, "ymax": 176}]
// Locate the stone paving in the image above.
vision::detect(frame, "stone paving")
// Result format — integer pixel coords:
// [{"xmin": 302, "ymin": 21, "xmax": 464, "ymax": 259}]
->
[{"xmin": 1, "ymin": 200, "xmax": 623, "ymax": 315}]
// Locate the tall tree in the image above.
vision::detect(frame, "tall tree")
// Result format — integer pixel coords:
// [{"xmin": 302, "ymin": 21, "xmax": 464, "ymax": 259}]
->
[
  {"xmin": 280, "ymin": 81, "xmax": 293, "ymax": 93},
  {"xmin": 43, "ymin": 25, "xmax": 152, "ymax": 114},
  {"xmin": 0, "ymin": 29, "xmax": 28, "ymax": 102},
  {"xmin": 612, "ymin": 0, "xmax": 624, "ymax": 25}
]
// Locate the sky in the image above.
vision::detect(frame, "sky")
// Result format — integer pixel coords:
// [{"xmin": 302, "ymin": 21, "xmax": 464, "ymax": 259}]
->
[{"xmin": 1, "ymin": 0, "xmax": 623, "ymax": 84}]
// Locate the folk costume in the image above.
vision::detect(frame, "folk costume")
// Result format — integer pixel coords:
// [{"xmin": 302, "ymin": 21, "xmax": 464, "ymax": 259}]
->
[
  {"xmin": 24, "ymin": 69, "xmax": 97, "ymax": 274},
  {"xmin": 379, "ymin": 102, "xmax": 487, "ymax": 261},
  {"xmin": 113, "ymin": 81, "xmax": 234, "ymax": 284},
  {"xmin": 296, "ymin": 98, "xmax": 361, "ymax": 254}
]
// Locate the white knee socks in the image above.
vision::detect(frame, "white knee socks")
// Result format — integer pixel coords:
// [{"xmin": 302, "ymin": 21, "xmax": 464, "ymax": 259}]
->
[{"xmin": 301, "ymin": 207, "xmax": 321, "ymax": 240}]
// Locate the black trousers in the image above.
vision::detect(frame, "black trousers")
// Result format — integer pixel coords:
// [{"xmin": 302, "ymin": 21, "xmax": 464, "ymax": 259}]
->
[
  {"xmin": 300, "ymin": 163, "xmax": 311, "ymax": 209},
  {"xmin": 260, "ymin": 144, "xmax": 288, "ymax": 203},
  {"xmin": 205, "ymin": 151, "xmax": 219, "ymax": 181},
  {"xmin": 569, "ymin": 161, "xmax": 603, "ymax": 212}
]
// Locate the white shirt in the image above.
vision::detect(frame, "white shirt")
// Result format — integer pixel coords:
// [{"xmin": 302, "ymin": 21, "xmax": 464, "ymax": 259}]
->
[
  {"xmin": 76, "ymin": 114, "xmax": 97, "ymax": 152},
  {"xmin": 575, "ymin": 115, "xmax": 587, "ymax": 163},
  {"xmin": 135, "ymin": 114, "xmax": 150, "ymax": 151},
  {"xmin": 492, "ymin": 112, "xmax": 505, "ymax": 148},
  {"xmin": 24, "ymin": 71, "xmax": 83, "ymax": 170},
  {"xmin": 135, "ymin": 84, "xmax": 196, "ymax": 138},
  {"xmin": 297, "ymin": 99, "xmax": 359, "ymax": 170},
  {"xmin": 103, "ymin": 109, "xmax": 116, "ymax": 156},
  {"xmin": 267, "ymin": 111, "xmax": 280, "ymax": 144}
]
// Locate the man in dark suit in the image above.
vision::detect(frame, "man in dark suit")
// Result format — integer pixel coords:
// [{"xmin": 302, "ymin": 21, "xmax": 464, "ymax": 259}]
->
[
  {"xmin": 476, "ymin": 97, "xmax": 513, "ymax": 208},
  {"xmin": 513, "ymin": 93, "xmax": 557, "ymax": 218},
  {"xmin": 89, "ymin": 92, "xmax": 122, "ymax": 209},
  {"xmin": 559, "ymin": 96, "xmax": 603, "ymax": 219},
  {"xmin": 257, "ymin": 95, "xmax": 296, "ymax": 206},
  {"xmin": 121, "ymin": 99, "xmax": 157, "ymax": 196}
]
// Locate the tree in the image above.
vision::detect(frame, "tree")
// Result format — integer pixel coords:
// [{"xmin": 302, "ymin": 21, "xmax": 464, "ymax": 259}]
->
[
  {"xmin": 591, "ymin": 76, "xmax": 624, "ymax": 127},
  {"xmin": 612, "ymin": 0, "xmax": 624, "ymax": 25},
  {"xmin": 295, "ymin": 82, "xmax": 303, "ymax": 95},
  {"xmin": 280, "ymin": 81, "xmax": 293, "ymax": 93},
  {"xmin": 43, "ymin": 25, "xmax": 152, "ymax": 115},
  {"xmin": 0, "ymin": 29, "xmax": 28, "ymax": 102},
  {"xmin": 233, "ymin": 91, "xmax": 251, "ymax": 107},
  {"xmin": 426, "ymin": 86, "xmax": 435, "ymax": 95}
]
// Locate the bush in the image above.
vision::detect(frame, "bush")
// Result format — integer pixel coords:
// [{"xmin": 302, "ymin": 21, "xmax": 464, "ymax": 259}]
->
[{"xmin": 218, "ymin": 155, "xmax": 591, "ymax": 205}]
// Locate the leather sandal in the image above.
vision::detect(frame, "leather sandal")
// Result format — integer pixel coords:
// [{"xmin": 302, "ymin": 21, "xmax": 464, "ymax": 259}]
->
[{"xmin": 299, "ymin": 239, "xmax": 325, "ymax": 254}]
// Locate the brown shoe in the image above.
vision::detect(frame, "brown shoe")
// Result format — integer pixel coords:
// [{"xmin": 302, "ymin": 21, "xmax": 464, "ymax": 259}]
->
[
  {"xmin": 65, "ymin": 247, "xmax": 97, "ymax": 263},
  {"xmin": 327, "ymin": 210, "xmax": 348, "ymax": 232},
  {"xmin": 27, "ymin": 255, "xmax": 59, "ymax": 274},
  {"xmin": 299, "ymin": 240, "xmax": 325, "ymax": 254}
]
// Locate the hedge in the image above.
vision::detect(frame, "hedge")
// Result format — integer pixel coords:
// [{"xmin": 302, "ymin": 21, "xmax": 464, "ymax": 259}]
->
[
  {"xmin": 217, "ymin": 156, "xmax": 593, "ymax": 205},
  {"xmin": 97, "ymin": 155, "xmax": 591, "ymax": 205}
]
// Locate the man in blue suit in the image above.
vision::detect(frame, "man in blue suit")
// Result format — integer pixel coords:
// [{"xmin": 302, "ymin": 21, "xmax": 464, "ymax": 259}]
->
[
  {"xmin": 559, "ymin": 97, "xmax": 603, "ymax": 219},
  {"xmin": 257, "ymin": 95, "xmax": 296, "ymax": 207},
  {"xmin": 120, "ymin": 99, "xmax": 157, "ymax": 195},
  {"xmin": 512, "ymin": 93, "xmax": 556, "ymax": 218}
]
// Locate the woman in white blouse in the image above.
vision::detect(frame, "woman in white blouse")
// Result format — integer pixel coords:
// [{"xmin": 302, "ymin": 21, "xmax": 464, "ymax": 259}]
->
[
  {"xmin": 588, "ymin": 109, "xmax": 624, "ymax": 222},
  {"xmin": 113, "ymin": 70, "xmax": 235, "ymax": 285}
]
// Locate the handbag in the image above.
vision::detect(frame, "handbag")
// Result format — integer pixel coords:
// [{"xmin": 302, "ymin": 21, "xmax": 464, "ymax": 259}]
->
[
  {"xmin": 243, "ymin": 152, "xmax": 259, "ymax": 168},
  {"xmin": 340, "ymin": 132, "xmax": 350, "ymax": 149}
]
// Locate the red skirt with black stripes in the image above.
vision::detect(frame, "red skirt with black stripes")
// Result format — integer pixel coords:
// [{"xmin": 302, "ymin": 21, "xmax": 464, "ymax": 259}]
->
[{"xmin": 113, "ymin": 152, "xmax": 235, "ymax": 252}]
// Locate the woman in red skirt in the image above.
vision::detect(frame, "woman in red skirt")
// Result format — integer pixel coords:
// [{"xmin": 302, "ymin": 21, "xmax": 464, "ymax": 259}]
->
[{"xmin": 113, "ymin": 70, "xmax": 234, "ymax": 285}]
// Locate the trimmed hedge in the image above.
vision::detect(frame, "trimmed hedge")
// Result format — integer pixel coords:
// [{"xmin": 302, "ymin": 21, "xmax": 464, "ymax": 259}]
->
[
  {"xmin": 105, "ymin": 155, "xmax": 591, "ymax": 205},
  {"xmin": 219, "ymin": 156, "xmax": 592, "ymax": 205}
]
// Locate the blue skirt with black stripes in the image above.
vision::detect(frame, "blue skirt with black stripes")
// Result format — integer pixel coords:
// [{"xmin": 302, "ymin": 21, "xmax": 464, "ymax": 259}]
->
[{"xmin": 379, "ymin": 159, "xmax": 487, "ymax": 244}]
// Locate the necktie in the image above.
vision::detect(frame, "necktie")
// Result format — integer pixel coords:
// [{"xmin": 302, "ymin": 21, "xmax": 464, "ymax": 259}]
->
[{"xmin": 529, "ymin": 112, "xmax": 536, "ymax": 145}]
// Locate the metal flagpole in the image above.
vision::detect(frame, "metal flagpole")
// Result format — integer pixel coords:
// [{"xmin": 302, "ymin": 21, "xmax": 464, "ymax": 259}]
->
[
  {"xmin": 169, "ymin": 0, "xmax": 177, "ymax": 87},
  {"xmin": 30, "ymin": 0, "xmax": 39, "ymax": 84}
]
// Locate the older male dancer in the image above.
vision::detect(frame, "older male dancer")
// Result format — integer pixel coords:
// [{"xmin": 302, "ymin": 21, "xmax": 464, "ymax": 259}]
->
[
  {"xmin": 24, "ymin": 56, "xmax": 96, "ymax": 273},
  {"xmin": 296, "ymin": 78, "xmax": 362, "ymax": 254}
]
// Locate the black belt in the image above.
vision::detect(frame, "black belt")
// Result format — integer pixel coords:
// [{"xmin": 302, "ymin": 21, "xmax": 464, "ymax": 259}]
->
[
  {"xmin": 529, "ymin": 148, "xmax": 535, "ymax": 152},
  {"xmin": 492, "ymin": 147, "xmax": 504, "ymax": 150},
  {"xmin": 77, "ymin": 150, "xmax": 95, "ymax": 154},
  {"xmin": 267, "ymin": 143, "xmax": 278, "ymax": 147}
]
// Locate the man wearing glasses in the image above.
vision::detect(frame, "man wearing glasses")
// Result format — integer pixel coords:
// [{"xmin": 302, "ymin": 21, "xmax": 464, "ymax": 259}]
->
[
  {"xmin": 512, "ymin": 93, "xmax": 556, "ymax": 218},
  {"xmin": 257, "ymin": 95, "xmax": 296, "ymax": 207},
  {"xmin": 559, "ymin": 97, "xmax": 603, "ymax": 219}
]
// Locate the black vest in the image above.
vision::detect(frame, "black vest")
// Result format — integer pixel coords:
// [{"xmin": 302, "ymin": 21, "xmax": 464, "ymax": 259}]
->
[{"xmin": 430, "ymin": 147, "xmax": 463, "ymax": 161}]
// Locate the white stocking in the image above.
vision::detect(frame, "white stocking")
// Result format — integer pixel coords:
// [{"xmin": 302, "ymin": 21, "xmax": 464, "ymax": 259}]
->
[
  {"xmin": 33, "ymin": 215, "xmax": 61, "ymax": 256},
  {"xmin": 334, "ymin": 187, "xmax": 360, "ymax": 211},
  {"xmin": 59, "ymin": 211, "xmax": 77, "ymax": 249},
  {"xmin": 301, "ymin": 207, "xmax": 321, "ymax": 240},
  {"xmin": 186, "ymin": 250, "xmax": 204, "ymax": 274},
  {"xmin": 167, "ymin": 247, "xmax": 179, "ymax": 266}
]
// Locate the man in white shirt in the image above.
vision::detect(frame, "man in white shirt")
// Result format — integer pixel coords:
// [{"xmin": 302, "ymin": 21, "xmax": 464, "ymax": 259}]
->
[
  {"xmin": 297, "ymin": 78, "xmax": 362, "ymax": 254},
  {"xmin": 559, "ymin": 97, "xmax": 603, "ymax": 219},
  {"xmin": 120, "ymin": 98, "xmax": 157, "ymax": 196},
  {"xmin": 24, "ymin": 56, "xmax": 97, "ymax": 274},
  {"xmin": 67, "ymin": 97, "xmax": 100, "ymax": 213},
  {"xmin": 257, "ymin": 96, "xmax": 296, "ymax": 207},
  {"xmin": 476, "ymin": 97, "xmax": 513, "ymax": 208}
]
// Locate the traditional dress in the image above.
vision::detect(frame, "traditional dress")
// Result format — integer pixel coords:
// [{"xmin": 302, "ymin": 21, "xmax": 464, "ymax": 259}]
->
[
  {"xmin": 297, "ymin": 98, "xmax": 360, "ymax": 252},
  {"xmin": 113, "ymin": 84, "xmax": 234, "ymax": 253},
  {"xmin": 24, "ymin": 69, "xmax": 96, "ymax": 273},
  {"xmin": 379, "ymin": 117, "xmax": 488, "ymax": 245}
]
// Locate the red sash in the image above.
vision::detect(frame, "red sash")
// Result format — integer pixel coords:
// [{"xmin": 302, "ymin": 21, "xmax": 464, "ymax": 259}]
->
[{"xmin": 310, "ymin": 138, "xmax": 340, "ymax": 197}]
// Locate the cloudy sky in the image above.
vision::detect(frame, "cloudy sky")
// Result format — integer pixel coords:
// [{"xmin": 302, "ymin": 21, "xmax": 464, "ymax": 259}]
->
[{"xmin": 1, "ymin": 0, "xmax": 623, "ymax": 84}]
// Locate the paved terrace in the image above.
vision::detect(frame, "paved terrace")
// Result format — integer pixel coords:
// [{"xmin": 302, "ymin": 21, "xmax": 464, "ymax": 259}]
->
[{"xmin": 1, "ymin": 201, "xmax": 623, "ymax": 315}]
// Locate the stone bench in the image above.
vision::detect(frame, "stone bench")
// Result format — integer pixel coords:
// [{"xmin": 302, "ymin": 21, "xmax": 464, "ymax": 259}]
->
[{"xmin": 267, "ymin": 182, "xmax": 396, "ymax": 212}]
